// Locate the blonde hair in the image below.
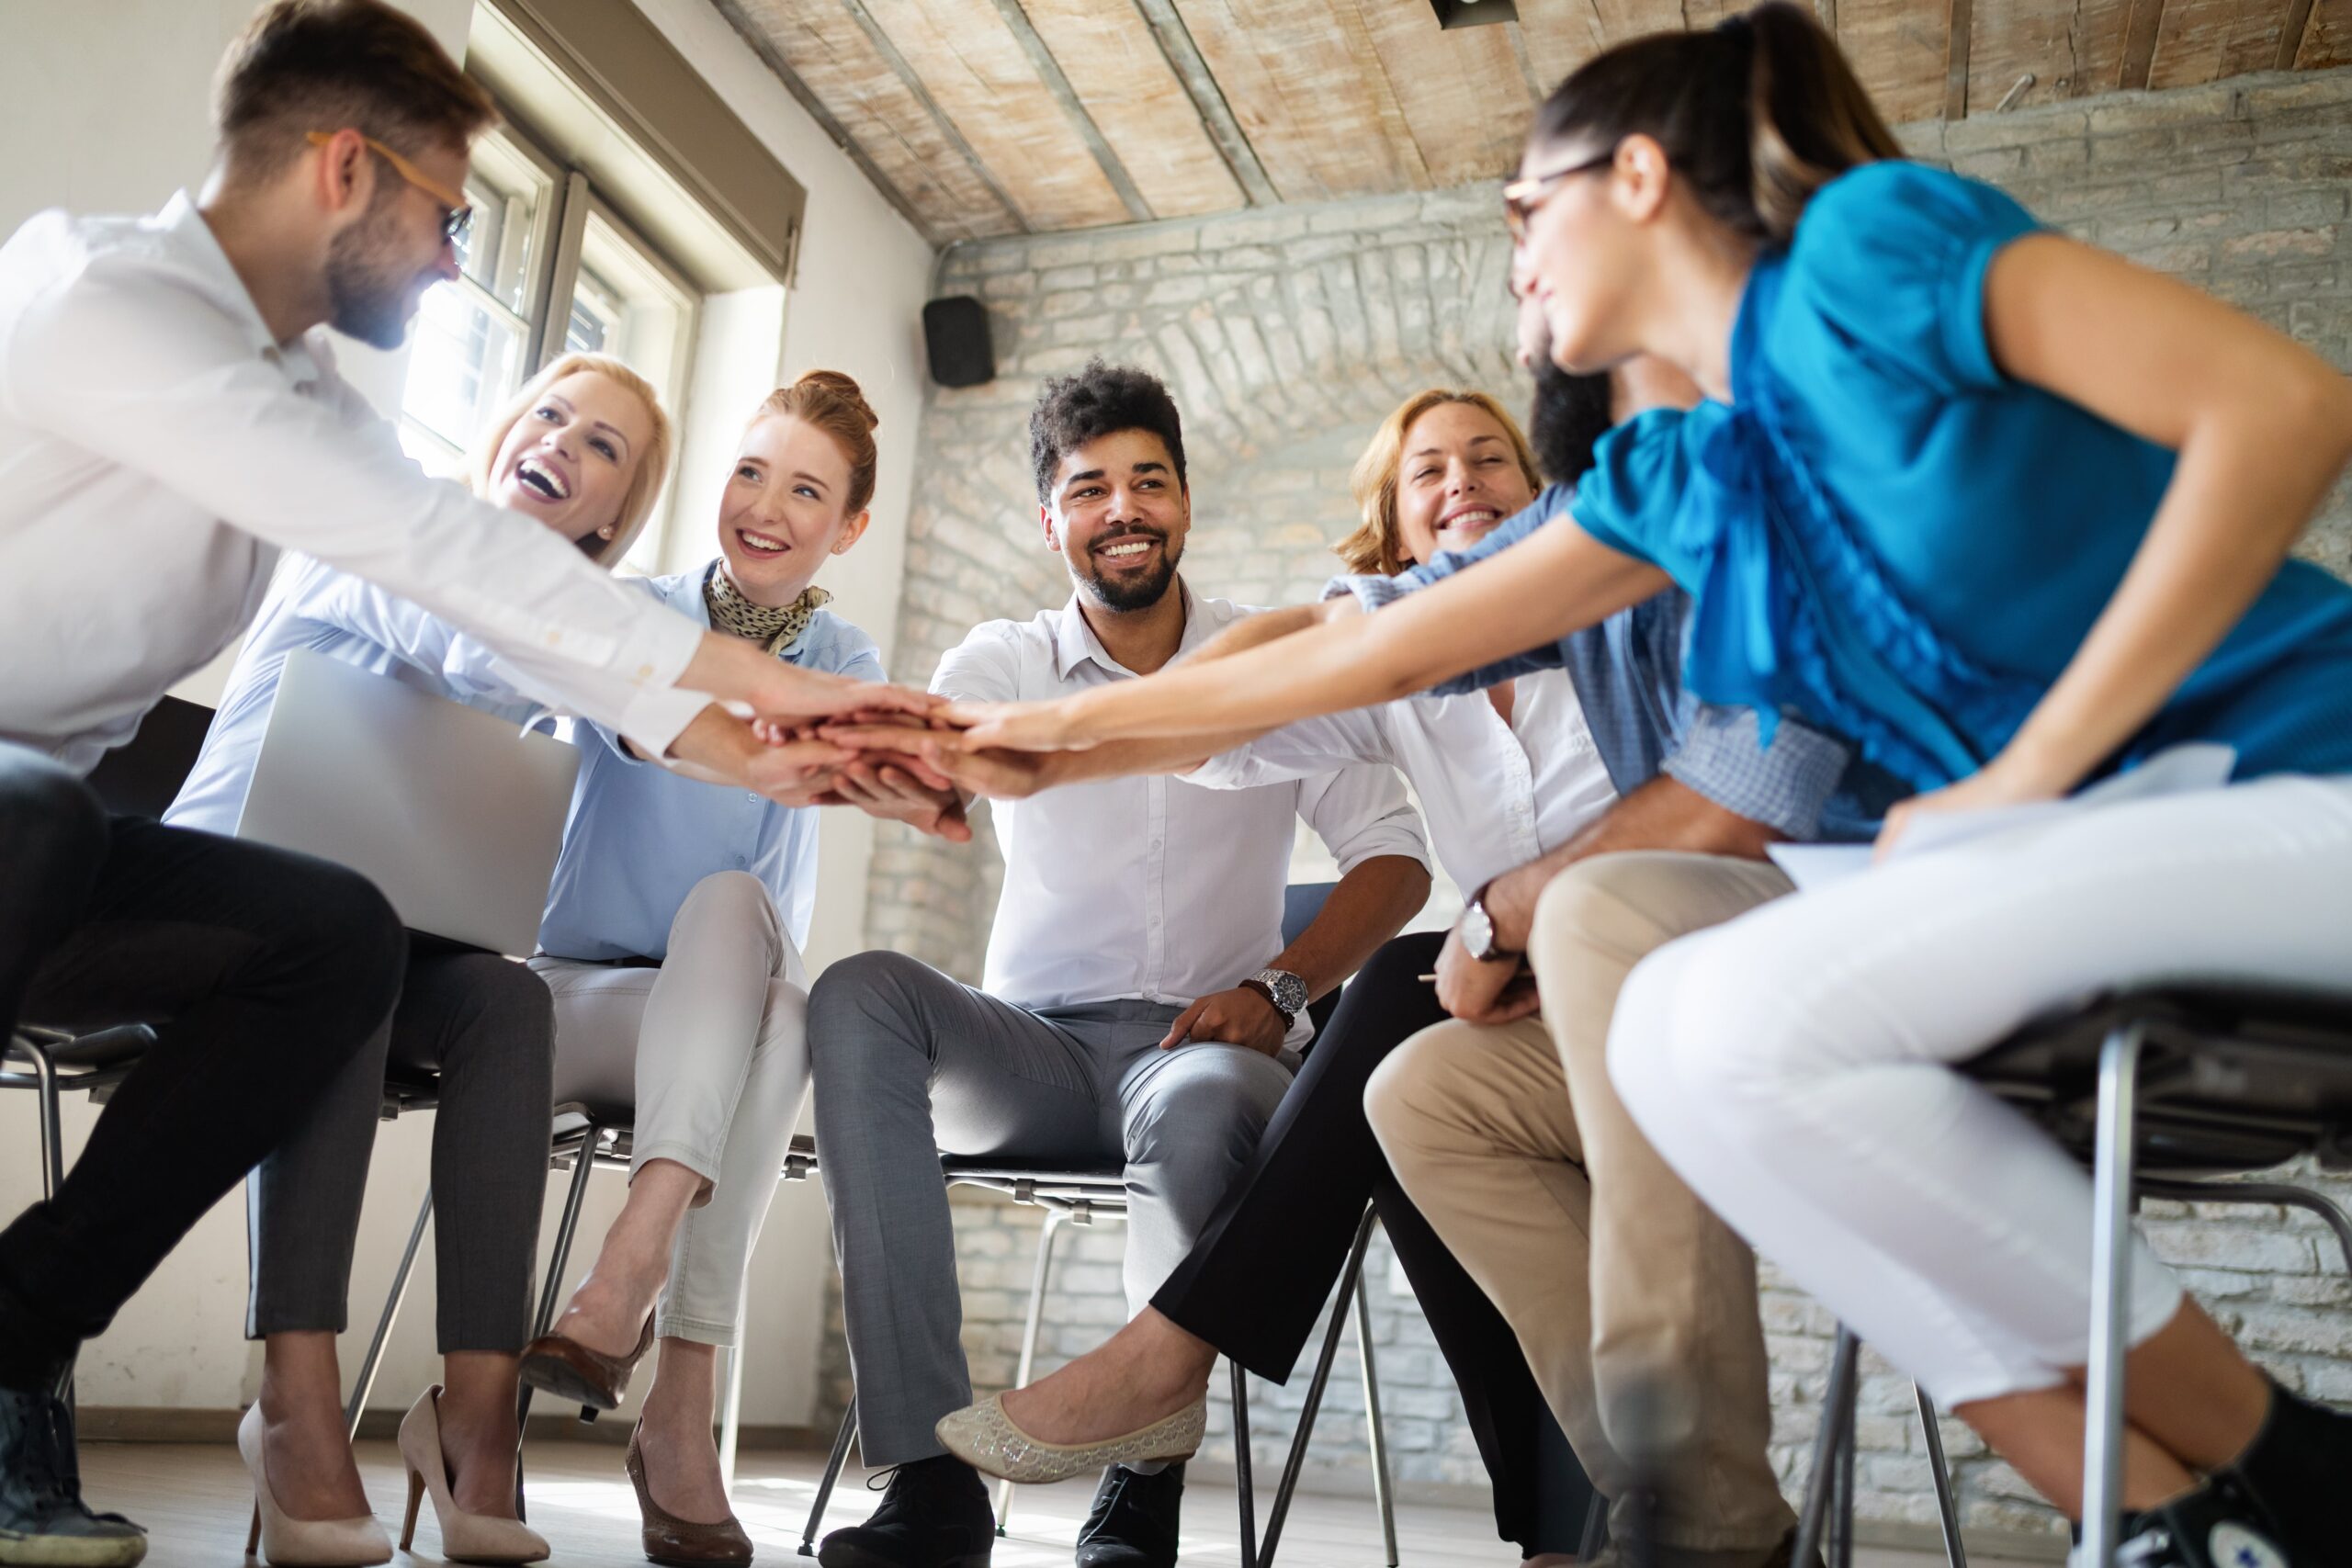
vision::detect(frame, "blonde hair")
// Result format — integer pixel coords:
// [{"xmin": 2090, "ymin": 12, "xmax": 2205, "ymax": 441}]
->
[
  {"xmin": 466, "ymin": 353, "xmax": 673, "ymax": 564},
  {"xmin": 749, "ymin": 369, "xmax": 882, "ymax": 515},
  {"xmin": 1336, "ymin": 389, "xmax": 1544, "ymax": 577}
]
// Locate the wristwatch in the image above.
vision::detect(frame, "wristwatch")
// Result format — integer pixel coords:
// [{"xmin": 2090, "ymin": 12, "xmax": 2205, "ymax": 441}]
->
[
  {"xmin": 1240, "ymin": 967, "xmax": 1308, "ymax": 1027},
  {"xmin": 1460, "ymin": 881, "xmax": 1521, "ymax": 964}
]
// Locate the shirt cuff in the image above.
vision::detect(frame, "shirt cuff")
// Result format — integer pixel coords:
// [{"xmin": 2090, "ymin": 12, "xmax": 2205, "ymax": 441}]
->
[
  {"xmin": 1320, "ymin": 573, "xmax": 1408, "ymax": 613},
  {"xmin": 615, "ymin": 683, "xmax": 713, "ymax": 762},
  {"xmin": 1662, "ymin": 706, "xmax": 1849, "ymax": 840}
]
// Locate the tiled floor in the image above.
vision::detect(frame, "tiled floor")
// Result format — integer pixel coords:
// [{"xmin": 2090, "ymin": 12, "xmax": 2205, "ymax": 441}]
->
[{"xmin": 77, "ymin": 1438, "xmax": 2046, "ymax": 1567}]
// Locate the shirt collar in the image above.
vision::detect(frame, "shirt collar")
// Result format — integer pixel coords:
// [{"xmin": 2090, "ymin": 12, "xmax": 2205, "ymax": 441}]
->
[
  {"xmin": 156, "ymin": 190, "xmax": 326, "ymax": 389},
  {"xmin": 1050, "ymin": 579, "xmax": 1200, "ymax": 681}
]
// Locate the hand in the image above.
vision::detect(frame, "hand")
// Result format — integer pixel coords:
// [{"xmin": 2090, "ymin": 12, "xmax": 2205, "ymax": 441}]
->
[
  {"xmin": 688, "ymin": 633, "xmax": 942, "ymax": 728},
  {"xmin": 827, "ymin": 758, "xmax": 973, "ymax": 842},
  {"xmin": 939, "ymin": 697, "xmax": 1092, "ymax": 753},
  {"xmin": 1872, "ymin": 752, "xmax": 2064, "ymax": 860},
  {"xmin": 1435, "ymin": 925, "xmax": 1539, "ymax": 1025},
  {"xmin": 1156, "ymin": 986, "xmax": 1289, "ymax": 1055}
]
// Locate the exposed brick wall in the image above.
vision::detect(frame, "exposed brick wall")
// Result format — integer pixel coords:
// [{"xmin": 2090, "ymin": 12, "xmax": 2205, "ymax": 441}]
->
[{"xmin": 831, "ymin": 67, "xmax": 2352, "ymax": 1550}]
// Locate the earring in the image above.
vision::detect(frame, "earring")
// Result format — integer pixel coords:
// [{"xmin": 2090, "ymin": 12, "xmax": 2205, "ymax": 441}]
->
[{"xmin": 598, "ymin": 525, "xmax": 616, "ymax": 538}]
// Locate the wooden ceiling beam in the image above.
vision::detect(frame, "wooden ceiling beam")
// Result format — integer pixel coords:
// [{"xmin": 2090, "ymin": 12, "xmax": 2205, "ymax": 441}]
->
[
  {"xmin": 2277, "ymin": 0, "xmax": 2321, "ymax": 65},
  {"xmin": 987, "ymin": 0, "xmax": 1156, "ymax": 221},
  {"xmin": 1944, "ymin": 0, "xmax": 1975, "ymax": 117},
  {"xmin": 835, "ymin": 0, "xmax": 1036, "ymax": 230},
  {"xmin": 2120, "ymin": 0, "xmax": 2166, "ymax": 86},
  {"xmin": 1129, "ymin": 0, "xmax": 1282, "ymax": 207}
]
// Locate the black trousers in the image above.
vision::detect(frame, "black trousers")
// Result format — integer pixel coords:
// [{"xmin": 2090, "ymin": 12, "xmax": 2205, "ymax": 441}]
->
[
  {"xmin": 1152, "ymin": 931, "xmax": 1599, "ymax": 1555},
  {"xmin": 0, "ymin": 743, "xmax": 406, "ymax": 1389}
]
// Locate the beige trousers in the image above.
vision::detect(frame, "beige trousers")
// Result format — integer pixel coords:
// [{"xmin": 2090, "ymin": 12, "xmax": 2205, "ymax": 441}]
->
[{"xmin": 1363, "ymin": 852, "xmax": 1795, "ymax": 1558}]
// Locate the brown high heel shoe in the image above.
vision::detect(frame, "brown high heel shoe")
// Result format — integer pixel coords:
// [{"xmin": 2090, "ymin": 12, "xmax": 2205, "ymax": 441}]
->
[
  {"xmin": 515, "ymin": 1314, "xmax": 655, "ymax": 1416},
  {"xmin": 626, "ymin": 1421, "xmax": 752, "ymax": 1567}
]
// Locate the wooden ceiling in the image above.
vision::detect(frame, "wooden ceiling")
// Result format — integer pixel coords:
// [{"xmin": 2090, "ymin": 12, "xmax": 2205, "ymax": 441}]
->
[{"xmin": 711, "ymin": 0, "xmax": 2352, "ymax": 243}]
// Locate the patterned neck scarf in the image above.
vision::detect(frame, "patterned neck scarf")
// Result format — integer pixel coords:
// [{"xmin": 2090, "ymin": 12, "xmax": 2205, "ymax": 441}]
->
[{"xmin": 704, "ymin": 562, "xmax": 831, "ymax": 657}]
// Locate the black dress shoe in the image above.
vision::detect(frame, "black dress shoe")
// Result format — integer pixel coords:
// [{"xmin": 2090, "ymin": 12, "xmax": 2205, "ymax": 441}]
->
[
  {"xmin": 820, "ymin": 1454, "xmax": 994, "ymax": 1568},
  {"xmin": 0, "ymin": 1385, "xmax": 147, "ymax": 1566},
  {"xmin": 2078, "ymin": 1473, "xmax": 2295, "ymax": 1568},
  {"xmin": 1074, "ymin": 1463, "xmax": 1183, "ymax": 1568}
]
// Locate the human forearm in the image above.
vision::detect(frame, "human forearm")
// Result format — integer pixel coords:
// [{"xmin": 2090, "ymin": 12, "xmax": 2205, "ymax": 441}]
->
[
  {"xmin": 956, "ymin": 527, "xmax": 1667, "ymax": 750},
  {"xmin": 1481, "ymin": 776, "xmax": 1776, "ymax": 949},
  {"xmin": 1272, "ymin": 854, "xmax": 1430, "ymax": 999}
]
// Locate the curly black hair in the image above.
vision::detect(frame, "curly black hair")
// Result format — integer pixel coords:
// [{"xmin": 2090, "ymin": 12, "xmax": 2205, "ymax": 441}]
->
[
  {"xmin": 1527, "ymin": 361, "xmax": 1616, "ymax": 489},
  {"xmin": 1028, "ymin": 359, "xmax": 1187, "ymax": 504}
]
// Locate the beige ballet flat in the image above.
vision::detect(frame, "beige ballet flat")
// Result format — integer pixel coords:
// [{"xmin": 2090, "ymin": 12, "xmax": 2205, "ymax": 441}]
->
[
  {"xmin": 396, "ymin": 1386, "xmax": 548, "ymax": 1565},
  {"xmin": 934, "ymin": 1393, "xmax": 1205, "ymax": 1484},
  {"xmin": 236, "ymin": 1402, "xmax": 390, "ymax": 1567}
]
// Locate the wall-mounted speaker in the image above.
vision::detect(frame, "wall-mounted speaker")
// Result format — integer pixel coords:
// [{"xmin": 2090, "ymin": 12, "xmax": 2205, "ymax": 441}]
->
[{"xmin": 922, "ymin": 296, "xmax": 995, "ymax": 389}]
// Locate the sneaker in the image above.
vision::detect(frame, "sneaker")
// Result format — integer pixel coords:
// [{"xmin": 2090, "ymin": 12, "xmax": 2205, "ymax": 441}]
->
[
  {"xmin": 2068, "ymin": 1475, "xmax": 2294, "ymax": 1568},
  {"xmin": 0, "ymin": 1386, "xmax": 146, "ymax": 1567},
  {"xmin": 819, "ymin": 1454, "xmax": 994, "ymax": 1568},
  {"xmin": 1073, "ymin": 1464, "xmax": 1183, "ymax": 1568}
]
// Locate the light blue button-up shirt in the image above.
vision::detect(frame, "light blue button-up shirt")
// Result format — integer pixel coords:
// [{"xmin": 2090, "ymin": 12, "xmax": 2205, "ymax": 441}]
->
[{"xmin": 166, "ymin": 556, "xmax": 882, "ymax": 959}]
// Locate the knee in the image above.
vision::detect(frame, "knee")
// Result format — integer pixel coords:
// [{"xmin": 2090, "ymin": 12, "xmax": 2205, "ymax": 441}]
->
[
  {"xmin": 1361, "ymin": 1022, "xmax": 1466, "ymax": 1151},
  {"xmin": 1604, "ymin": 935, "xmax": 1798, "ymax": 1150},
  {"xmin": 0, "ymin": 759, "xmax": 107, "ymax": 903},
  {"xmin": 447, "ymin": 955, "xmax": 557, "ymax": 1063},
  {"xmin": 1130, "ymin": 1049, "xmax": 1290, "ymax": 1166},
  {"xmin": 671, "ymin": 870, "xmax": 775, "ymax": 941},
  {"xmin": 807, "ymin": 949, "xmax": 938, "ymax": 1080},
  {"xmin": 267, "ymin": 857, "xmax": 407, "ymax": 1047},
  {"xmin": 1527, "ymin": 857, "xmax": 1652, "ymax": 971}
]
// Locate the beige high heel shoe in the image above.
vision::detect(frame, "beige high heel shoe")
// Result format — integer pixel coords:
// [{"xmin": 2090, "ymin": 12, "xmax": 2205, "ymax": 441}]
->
[
  {"xmin": 396, "ymin": 1386, "xmax": 549, "ymax": 1566},
  {"xmin": 236, "ymin": 1402, "xmax": 391, "ymax": 1567}
]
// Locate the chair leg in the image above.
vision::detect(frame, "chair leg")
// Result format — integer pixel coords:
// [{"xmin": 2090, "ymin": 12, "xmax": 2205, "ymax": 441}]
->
[
  {"xmin": 1261, "ymin": 1206, "xmax": 1377, "ymax": 1568},
  {"xmin": 345, "ymin": 1187, "xmax": 433, "ymax": 1439},
  {"xmin": 1830, "ymin": 1377, "xmax": 1856, "ymax": 1568},
  {"xmin": 1351, "ymin": 1247, "xmax": 1398, "ymax": 1568},
  {"xmin": 517, "ymin": 1127, "xmax": 604, "ymax": 1433},
  {"xmin": 800, "ymin": 1405, "xmax": 858, "ymax": 1556},
  {"xmin": 1577, "ymin": 1494, "xmax": 1609, "ymax": 1561},
  {"xmin": 1792, "ymin": 1325, "xmax": 1859, "ymax": 1568},
  {"xmin": 1234, "ymin": 1359, "xmax": 1258, "ymax": 1568},
  {"xmin": 25, "ymin": 1040, "xmax": 62, "ymax": 1201},
  {"xmin": 1914, "ymin": 1384, "xmax": 1968, "ymax": 1568},
  {"xmin": 718, "ymin": 1337, "xmax": 747, "ymax": 1495},
  {"xmin": 993, "ymin": 1208, "xmax": 1066, "ymax": 1536},
  {"xmin": 2082, "ymin": 1024, "xmax": 2145, "ymax": 1568}
]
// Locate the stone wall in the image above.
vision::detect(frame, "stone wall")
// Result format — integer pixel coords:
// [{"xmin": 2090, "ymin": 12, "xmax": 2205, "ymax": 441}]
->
[{"xmin": 830, "ymin": 67, "xmax": 2352, "ymax": 1552}]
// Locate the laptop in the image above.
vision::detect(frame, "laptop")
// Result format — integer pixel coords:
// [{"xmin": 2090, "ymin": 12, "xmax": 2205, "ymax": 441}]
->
[{"xmin": 236, "ymin": 649, "xmax": 582, "ymax": 956}]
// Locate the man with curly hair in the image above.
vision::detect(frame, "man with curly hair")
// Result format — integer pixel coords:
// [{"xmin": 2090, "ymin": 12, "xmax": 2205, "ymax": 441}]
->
[{"xmin": 805, "ymin": 362, "xmax": 1433, "ymax": 1568}]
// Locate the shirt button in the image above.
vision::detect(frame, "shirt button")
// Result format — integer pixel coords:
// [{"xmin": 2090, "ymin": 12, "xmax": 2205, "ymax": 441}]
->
[{"xmin": 639, "ymin": 663, "xmax": 655, "ymax": 680}]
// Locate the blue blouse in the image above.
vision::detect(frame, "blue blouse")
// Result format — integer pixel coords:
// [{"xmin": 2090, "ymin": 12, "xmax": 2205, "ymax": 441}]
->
[
  {"xmin": 1568, "ymin": 160, "xmax": 2352, "ymax": 791},
  {"xmin": 167, "ymin": 556, "xmax": 882, "ymax": 959}
]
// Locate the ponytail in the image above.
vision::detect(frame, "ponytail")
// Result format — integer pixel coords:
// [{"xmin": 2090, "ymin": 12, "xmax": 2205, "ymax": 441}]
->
[{"xmin": 1531, "ymin": 1, "xmax": 1900, "ymax": 246}]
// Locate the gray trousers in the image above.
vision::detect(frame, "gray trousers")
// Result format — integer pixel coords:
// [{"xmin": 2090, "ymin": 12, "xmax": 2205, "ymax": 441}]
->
[
  {"xmin": 245, "ymin": 944, "xmax": 554, "ymax": 1352},
  {"xmin": 807, "ymin": 950, "xmax": 1296, "ymax": 1467}
]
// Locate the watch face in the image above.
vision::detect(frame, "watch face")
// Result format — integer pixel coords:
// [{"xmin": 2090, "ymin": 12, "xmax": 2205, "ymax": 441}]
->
[
  {"xmin": 1464, "ymin": 902, "xmax": 1495, "ymax": 958},
  {"xmin": 1259, "ymin": 969, "xmax": 1307, "ymax": 1016}
]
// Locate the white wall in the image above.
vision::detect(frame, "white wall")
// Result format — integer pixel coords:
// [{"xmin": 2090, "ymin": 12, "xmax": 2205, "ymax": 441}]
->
[{"xmin": 0, "ymin": 0, "xmax": 937, "ymax": 1430}]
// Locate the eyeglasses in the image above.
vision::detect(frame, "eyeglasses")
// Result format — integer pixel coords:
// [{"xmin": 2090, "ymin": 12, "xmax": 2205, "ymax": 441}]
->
[
  {"xmin": 306, "ymin": 130, "xmax": 473, "ymax": 244},
  {"xmin": 1501, "ymin": 150, "xmax": 1617, "ymax": 241}
]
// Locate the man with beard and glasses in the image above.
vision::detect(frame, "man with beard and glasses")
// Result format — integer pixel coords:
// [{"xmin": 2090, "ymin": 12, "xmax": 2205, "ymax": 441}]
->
[
  {"xmin": 799, "ymin": 360, "xmax": 1432, "ymax": 1568},
  {"xmin": 884, "ymin": 283, "xmax": 1902, "ymax": 1568},
  {"xmin": 0, "ymin": 5, "xmax": 914, "ymax": 1559}
]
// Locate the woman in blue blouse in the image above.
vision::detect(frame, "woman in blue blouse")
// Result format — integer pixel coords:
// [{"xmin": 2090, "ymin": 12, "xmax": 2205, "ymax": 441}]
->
[{"xmin": 920, "ymin": 5, "xmax": 2352, "ymax": 1559}]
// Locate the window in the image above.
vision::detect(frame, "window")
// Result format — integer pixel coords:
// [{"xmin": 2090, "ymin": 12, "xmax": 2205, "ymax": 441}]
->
[{"xmin": 396, "ymin": 118, "xmax": 699, "ymax": 572}]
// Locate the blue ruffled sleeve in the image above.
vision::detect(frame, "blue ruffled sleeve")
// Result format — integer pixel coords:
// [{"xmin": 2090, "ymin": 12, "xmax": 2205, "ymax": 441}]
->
[
  {"xmin": 1567, "ymin": 406, "xmax": 1711, "ymax": 588},
  {"xmin": 1786, "ymin": 162, "xmax": 2040, "ymax": 396}
]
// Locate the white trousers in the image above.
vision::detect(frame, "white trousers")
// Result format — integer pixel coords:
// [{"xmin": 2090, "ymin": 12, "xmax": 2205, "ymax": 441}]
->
[
  {"xmin": 1609, "ymin": 776, "xmax": 2352, "ymax": 1405},
  {"xmin": 530, "ymin": 871, "xmax": 811, "ymax": 1347}
]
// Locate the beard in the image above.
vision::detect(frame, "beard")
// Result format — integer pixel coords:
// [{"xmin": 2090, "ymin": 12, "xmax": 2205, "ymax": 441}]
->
[
  {"xmin": 324, "ymin": 192, "xmax": 424, "ymax": 349},
  {"xmin": 1074, "ymin": 526, "xmax": 1182, "ymax": 612},
  {"xmin": 1527, "ymin": 359, "xmax": 1617, "ymax": 490}
]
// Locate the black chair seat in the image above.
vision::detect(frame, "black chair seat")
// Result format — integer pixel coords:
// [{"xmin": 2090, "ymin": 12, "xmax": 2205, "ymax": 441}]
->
[
  {"xmin": 11, "ymin": 1023, "xmax": 156, "ymax": 1073},
  {"xmin": 1966, "ymin": 986, "xmax": 2352, "ymax": 1174}
]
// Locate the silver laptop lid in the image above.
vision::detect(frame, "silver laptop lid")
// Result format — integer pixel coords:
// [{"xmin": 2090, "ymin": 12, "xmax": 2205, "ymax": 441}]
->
[{"xmin": 236, "ymin": 649, "xmax": 580, "ymax": 956}]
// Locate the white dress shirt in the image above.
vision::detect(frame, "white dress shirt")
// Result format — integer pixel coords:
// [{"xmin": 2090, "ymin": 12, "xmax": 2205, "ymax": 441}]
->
[
  {"xmin": 933, "ymin": 586, "xmax": 1430, "ymax": 1043},
  {"xmin": 1190, "ymin": 668, "xmax": 1618, "ymax": 896},
  {"xmin": 0, "ymin": 192, "xmax": 706, "ymax": 775}
]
